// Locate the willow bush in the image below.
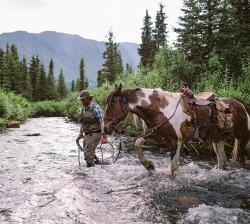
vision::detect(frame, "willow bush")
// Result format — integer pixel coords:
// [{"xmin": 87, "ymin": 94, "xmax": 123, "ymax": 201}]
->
[
  {"xmin": 30, "ymin": 100, "xmax": 67, "ymax": 118},
  {"xmin": 0, "ymin": 88, "xmax": 31, "ymax": 132}
]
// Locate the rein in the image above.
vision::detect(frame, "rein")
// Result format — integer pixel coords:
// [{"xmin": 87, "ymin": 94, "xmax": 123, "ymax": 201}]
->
[{"xmin": 105, "ymin": 91, "xmax": 183, "ymax": 140}]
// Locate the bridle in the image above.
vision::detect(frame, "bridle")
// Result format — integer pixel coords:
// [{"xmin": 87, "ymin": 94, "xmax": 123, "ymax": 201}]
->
[
  {"xmin": 104, "ymin": 92, "xmax": 129, "ymax": 131},
  {"xmin": 104, "ymin": 90, "xmax": 183, "ymax": 137}
]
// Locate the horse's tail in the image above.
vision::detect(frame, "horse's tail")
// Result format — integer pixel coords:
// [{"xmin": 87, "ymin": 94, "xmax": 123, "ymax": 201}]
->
[{"xmin": 231, "ymin": 138, "xmax": 247, "ymax": 164}]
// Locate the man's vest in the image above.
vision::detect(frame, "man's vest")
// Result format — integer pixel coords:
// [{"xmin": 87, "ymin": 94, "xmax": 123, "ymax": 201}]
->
[{"xmin": 80, "ymin": 102, "xmax": 101, "ymax": 134}]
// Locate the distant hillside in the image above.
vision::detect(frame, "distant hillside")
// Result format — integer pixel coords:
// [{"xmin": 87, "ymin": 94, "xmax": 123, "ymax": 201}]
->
[{"xmin": 0, "ymin": 31, "xmax": 140, "ymax": 86}]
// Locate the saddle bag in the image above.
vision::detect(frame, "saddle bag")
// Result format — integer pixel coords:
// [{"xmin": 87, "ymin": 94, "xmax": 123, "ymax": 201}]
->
[{"xmin": 215, "ymin": 98, "xmax": 233, "ymax": 131}]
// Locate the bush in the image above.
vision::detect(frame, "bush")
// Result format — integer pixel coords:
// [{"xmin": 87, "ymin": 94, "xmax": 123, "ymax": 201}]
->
[
  {"xmin": 29, "ymin": 100, "xmax": 67, "ymax": 117},
  {"xmin": 64, "ymin": 92, "xmax": 82, "ymax": 121},
  {"xmin": 0, "ymin": 88, "xmax": 31, "ymax": 132}
]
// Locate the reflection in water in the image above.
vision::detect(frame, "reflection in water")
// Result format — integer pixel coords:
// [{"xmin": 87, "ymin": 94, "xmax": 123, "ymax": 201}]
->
[{"xmin": 0, "ymin": 117, "xmax": 249, "ymax": 224}]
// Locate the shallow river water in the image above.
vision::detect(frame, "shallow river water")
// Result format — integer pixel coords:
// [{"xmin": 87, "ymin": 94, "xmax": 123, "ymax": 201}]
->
[{"xmin": 0, "ymin": 117, "xmax": 250, "ymax": 224}]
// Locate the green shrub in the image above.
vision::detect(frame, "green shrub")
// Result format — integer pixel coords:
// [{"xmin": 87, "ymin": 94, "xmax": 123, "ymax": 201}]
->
[
  {"xmin": 30, "ymin": 100, "xmax": 67, "ymax": 117},
  {"xmin": 64, "ymin": 92, "xmax": 81, "ymax": 121},
  {"xmin": 0, "ymin": 88, "xmax": 31, "ymax": 132}
]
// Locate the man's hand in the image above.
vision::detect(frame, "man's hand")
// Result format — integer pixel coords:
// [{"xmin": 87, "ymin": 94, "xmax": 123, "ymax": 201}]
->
[
  {"xmin": 101, "ymin": 134, "xmax": 108, "ymax": 144},
  {"xmin": 77, "ymin": 132, "xmax": 84, "ymax": 140}
]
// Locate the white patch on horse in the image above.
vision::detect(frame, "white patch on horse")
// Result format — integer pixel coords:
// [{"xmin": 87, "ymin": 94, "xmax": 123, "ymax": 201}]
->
[{"xmin": 157, "ymin": 89, "xmax": 191, "ymax": 138}]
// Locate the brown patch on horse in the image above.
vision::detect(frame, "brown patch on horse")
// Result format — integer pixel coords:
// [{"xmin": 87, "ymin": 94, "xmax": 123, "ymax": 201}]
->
[
  {"xmin": 123, "ymin": 88, "xmax": 145, "ymax": 104},
  {"xmin": 222, "ymin": 98, "xmax": 250, "ymax": 144},
  {"xmin": 180, "ymin": 120, "xmax": 193, "ymax": 143},
  {"xmin": 149, "ymin": 89, "xmax": 169, "ymax": 108}
]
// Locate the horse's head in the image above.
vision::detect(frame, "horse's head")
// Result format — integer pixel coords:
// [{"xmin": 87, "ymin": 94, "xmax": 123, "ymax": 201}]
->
[{"xmin": 102, "ymin": 84, "xmax": 129, "ymax": 134}]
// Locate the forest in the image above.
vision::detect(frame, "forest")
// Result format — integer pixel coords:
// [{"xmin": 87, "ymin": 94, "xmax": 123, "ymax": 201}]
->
[{"xmin": 0, "ymin": 0, "xmax": 249, "ymax": 131}]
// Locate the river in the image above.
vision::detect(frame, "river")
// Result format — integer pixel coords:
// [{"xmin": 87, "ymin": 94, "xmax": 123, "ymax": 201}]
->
[{"xmin": 0, "ymin": 117, "xmax": 250, "ymax": 224}]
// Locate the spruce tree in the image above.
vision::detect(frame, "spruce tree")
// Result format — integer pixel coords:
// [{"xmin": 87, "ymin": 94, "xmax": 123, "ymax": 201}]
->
[
  {"xmin": 99, "ymin": 29, "xmax": 123, "ymax": 84},
  {"xmin": 3, "ymin": 44, "xmax": 11, "ymax": 91},
  {"xmin": 79, "ymin": 58, "xmax": 89, "ymax": 91},
  {"xmin": 36, "ymin": 63, "xmax": 48, "ymax": 101},
  {"xmin": 71, "ymin": 80, "xmax": 75, "ymax": 92},
  {"xmin": 57, "ymin": 69, "xmax": 68, "ymax": 99},
  {"xmin": 75, "ymin": 78, "xmax": 80, "ymax": 92},
  {"xmin": 47, "ymin": 58, "xmax": 58, "ymax": 100},
  {"xmin": 154, "ymin": 3, "xmax": 168, "ymax": 49},
  {"xmin": 8, "ymin": 44, "xmax": 21, "ymax": 93},
  {"xmin": 0, "ymin": 48, "xmax": 6, "ymax": 89},
  {"xmin": 29, "ymin": 55, "xmax": 40, "ymax": 101},
  {"xmin": 20, "ymin": 57, "xmax": 32, "ymax": 100},
  {"xmin": 138, "ymin": 10, "xmax": 157, "ymax": 68},
  {"xmin": 97, "ymin": 70, "xmax": 105, "ymax": 87}
]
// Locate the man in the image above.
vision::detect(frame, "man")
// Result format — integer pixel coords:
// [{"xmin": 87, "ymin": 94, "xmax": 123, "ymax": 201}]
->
[
  {"xmin": 178, "ymin": 81, "xmax": 194, "ymax": 99},
  {"xmin": 77, "ymin": 90, "xmax": 107, "ymax": 167}
]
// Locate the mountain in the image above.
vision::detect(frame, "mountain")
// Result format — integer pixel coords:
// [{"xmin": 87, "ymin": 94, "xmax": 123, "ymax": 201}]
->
[{"xmin": 0, "ymin": 31, "xmax": 140, "ymax": 86}]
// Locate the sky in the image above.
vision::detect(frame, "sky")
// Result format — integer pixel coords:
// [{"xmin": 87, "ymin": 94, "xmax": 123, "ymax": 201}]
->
[{"xmin": 0, "ymin": 0, "xmax": 183, "ymax": 44}]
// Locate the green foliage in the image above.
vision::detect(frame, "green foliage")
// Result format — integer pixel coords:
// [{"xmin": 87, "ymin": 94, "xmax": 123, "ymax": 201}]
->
[
  {"xmin": 138, "ymin": 9, "xmax": 157, "ymax": 68},
  {"xmin": 92, "ymin": 83, "xmax": 114, "ymax": 107},
  {"xmin": 97, "ymin": 29, "xmax": 123, "ymax": 86},
  {"xmin": 29, "ymin": 100, "xmax": 67, "ymax": 117},
  {"xmin": 0, "ymin": 88, "xmax": 31, "ymax": 131},
  {"xmin": 64, "ymin": 92, "xmax": 82, "ymax": 121}
]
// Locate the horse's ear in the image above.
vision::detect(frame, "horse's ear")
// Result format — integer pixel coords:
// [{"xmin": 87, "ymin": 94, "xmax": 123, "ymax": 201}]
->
[
  {"xmin": 115, "ymin": 84, "xmax": 118, "ymax": 90},
  {"xmin": 115, "ymin": 83, "xmax": 122, "ymax": 95}
]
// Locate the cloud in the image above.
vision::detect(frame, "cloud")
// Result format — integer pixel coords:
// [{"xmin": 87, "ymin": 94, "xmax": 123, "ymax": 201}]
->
[{"xmin": 0, "ymin": 0, "xmax": 51, "ymax": 10}]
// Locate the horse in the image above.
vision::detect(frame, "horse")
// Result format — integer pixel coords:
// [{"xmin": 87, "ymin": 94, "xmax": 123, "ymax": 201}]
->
[{"xmin": 102, "ymin": 84, "xmax": 250, "ymax": 175}]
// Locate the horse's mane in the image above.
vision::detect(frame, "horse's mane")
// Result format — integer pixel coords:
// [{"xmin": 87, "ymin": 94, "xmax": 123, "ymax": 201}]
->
[
  {"xmin": 106, "ymin": 87, "xmax": 181, "ymax": 107},
  {"xmin": 150, "ymin": 88, "xmax": 181, "ymax": 105}
]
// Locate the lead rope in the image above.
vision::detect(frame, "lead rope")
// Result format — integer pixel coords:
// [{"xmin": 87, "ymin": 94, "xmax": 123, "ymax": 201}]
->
[{"xmin": 76, "ymin": 138, "xmax": 84, "ymax": 166}]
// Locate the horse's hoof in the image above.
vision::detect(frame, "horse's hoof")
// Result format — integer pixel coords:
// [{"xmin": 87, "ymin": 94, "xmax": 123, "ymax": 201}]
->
[{"xmin": 143, "ymin": 160, "xmax": 155, "ymax": 171}]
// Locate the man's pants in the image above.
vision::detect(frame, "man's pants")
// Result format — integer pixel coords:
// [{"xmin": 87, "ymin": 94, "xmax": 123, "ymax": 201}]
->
[{"xmin": 83, "ymin": 133, "xmax": 102, "ymax": 165}]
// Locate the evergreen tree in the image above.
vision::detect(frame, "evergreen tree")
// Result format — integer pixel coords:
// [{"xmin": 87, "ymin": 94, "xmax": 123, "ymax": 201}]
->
[
  {"xmin": 99, "ymin": 29, "xmax": 123, "ymax": 84},
  {"xmin": 75, "ymin": 78, "xmax": 80, "ymax": 92},
  {"xmin": 154, "ymin": 3, "xmax": 168, "ymax": 49},
  {"xmin": 47, "ymin": 58, "xmax": 58, "ymax": 100},
  {"xmin": 8, "ymin": 44, "xmax": 21, "ymax": 93},
  {"xmin": 3, "ymin": 44, "xmax": 11, "ymax": 90},
  {"xmin": 97, "ymin": 70, "xmax": 105, "ymax": 87},
  {"xmin": 71, "ymin": 80, "xmax": 75, "ymax": 92},
  {"xmin": 79, "ymin": 58, "xmax": 89, "ymax": 91},
  {"xmin": 124, "ymin": 63, "xmax": 134, "ymax": 76},
  {"xmin": 138, "ymin": 10, "xmax": 157, "ymax": 67},
  {"xmin": 20, "ymin": 56, "xmax": 32, "ymax": 100},
  {"xmin": 231, "ymin": 0, "xmax": 250, "ymax": 47},
  {"xmin": 29, "ymin": 55, "xmax": 40, "ymax": 101},
  {"xmin": 0, "ymin": 48, "xmax": 7, "ymax": 89},
  {"xmin": 175, "ymin": 0, "xmax": 249, "ymax": 78},
  {"xmin": 57, "ymin": 69, "xmax": 68, "ymax": 99},
  {"xmin": 36, "ymin": 63, "xmax": 48, "ymax": 101}
]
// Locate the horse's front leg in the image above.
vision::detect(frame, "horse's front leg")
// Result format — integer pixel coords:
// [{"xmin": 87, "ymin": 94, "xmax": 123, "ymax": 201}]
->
[
  {"xmin": 213, "ymin": 140, "xmax": 226, "ymax": 169},
  {"xmin": 135, "ymin": 137, "xmax": 155, "ymax": 170},
  {"xmin": 170, "ymin": 140, "xmax": 182, "ymax": 176}
]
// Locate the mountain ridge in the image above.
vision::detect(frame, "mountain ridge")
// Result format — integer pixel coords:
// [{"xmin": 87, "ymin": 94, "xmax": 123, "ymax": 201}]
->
[{"xmin": 0, "ymin": 31, "xmax": 140, "ymax": 85}]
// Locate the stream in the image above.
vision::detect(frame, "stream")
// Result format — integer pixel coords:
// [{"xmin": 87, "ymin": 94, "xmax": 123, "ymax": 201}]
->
[{"xmin": 0, "ymin": 117, "xmax": 250, "ymax": 224}]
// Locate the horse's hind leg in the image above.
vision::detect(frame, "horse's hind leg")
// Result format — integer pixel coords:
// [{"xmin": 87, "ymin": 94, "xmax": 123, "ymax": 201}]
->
[
  {"xmin": 213, "ymin": 140, "xmax": 227, "ymax": 169},
  {"xmin": 170, "ymin": 140, "xmax": 181, "ymax": 176},
  {"xmin": 135, "ymin": 137, "xmax": 155, "ymax": 170}
]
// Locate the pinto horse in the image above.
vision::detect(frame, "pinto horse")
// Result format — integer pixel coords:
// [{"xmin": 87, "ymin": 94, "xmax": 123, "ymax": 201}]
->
[{"xmin": 102, "ymin": 84, "xmax": 250, "ymax": 175}]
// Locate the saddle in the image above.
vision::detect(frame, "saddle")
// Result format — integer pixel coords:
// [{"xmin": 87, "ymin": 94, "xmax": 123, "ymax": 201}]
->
[{"xmin": 181, "ymin": 91, "xmax": 233, "ymax": 140}]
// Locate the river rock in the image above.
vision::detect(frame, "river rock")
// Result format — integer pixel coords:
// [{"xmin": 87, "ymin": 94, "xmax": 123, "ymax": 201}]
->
[{"xmin": 7, "ymin": 121, "xmax": 20, "ymax": 128}]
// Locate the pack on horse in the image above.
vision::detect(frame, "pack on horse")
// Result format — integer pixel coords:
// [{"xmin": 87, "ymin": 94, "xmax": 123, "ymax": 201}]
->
[{"xmin": 102, "ymin": 84, "xmax": 250, "ymax": 175}]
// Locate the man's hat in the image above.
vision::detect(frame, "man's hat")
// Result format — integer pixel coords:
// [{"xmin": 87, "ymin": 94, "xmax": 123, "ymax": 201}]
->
[{"xmin": 77, "ymin": 90, "xmax": 93, "ymax": 100}]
